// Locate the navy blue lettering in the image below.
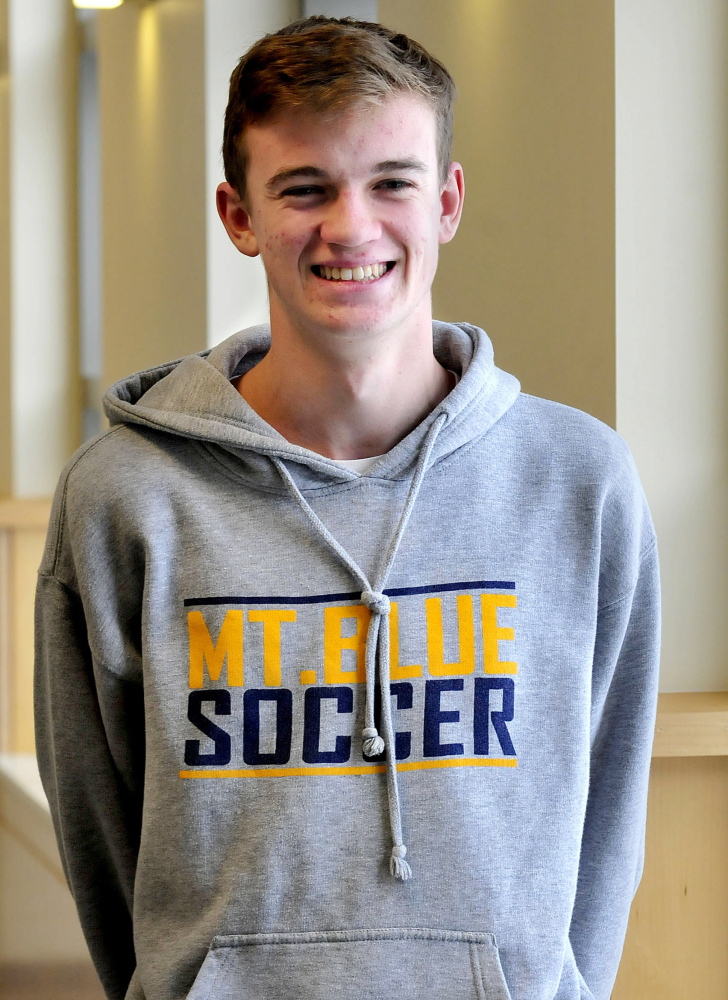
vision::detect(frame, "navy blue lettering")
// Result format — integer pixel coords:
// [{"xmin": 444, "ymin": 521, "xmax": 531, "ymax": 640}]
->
[
  {"xmin": 423, "ymin": 678, "xmax": 465, "ymax": 757},
  {"xmin": 243, "ymin": 688, "xmax": 293, "ymax": 766},
  {"xmin": 363, "ymin": 682, "xmax": 413, "ymax": 762},
  {"xmin": 184, "ymin": 689, "xmax": 231, "ymax": 766},
  {"xmin": 474, "ymin": 677, "xmax": 516, "ymax": 756},
  {"xmin": 302, "ymin": 686, "xmax": 353, "ymax": 764}
]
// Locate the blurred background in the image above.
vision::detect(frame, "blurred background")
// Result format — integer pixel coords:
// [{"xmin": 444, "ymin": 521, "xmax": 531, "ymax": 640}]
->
[{"xmin": 0, "ymin": 0, "xmax": 726, "ymax": 997}]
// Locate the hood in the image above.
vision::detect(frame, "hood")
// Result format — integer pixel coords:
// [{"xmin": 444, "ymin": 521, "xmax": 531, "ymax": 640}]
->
[{"xmin": 103, "ymin": 322, "xmax": 520, "ymax": 482}]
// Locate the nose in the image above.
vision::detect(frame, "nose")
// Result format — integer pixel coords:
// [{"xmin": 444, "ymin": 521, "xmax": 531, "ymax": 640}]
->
[{"xmin": 319, "ymin": 190, "xmax": 382, "ymax": 248}]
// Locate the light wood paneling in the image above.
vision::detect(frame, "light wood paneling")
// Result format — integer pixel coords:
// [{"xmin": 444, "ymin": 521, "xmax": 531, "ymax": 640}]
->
[
  {"xmin": 0, "ymin": 499, "xmax": 51, "ymax": 530},
  {"xmin": 0, "ymin": 499, "xmax": 51, "ymax": 753},
  {"xmin": 613, "ymin": 755, "xmax": 728, "ymax": 999},
  {"xmin": 10, "ymin": 529, "xmax": 46, "ymax": 752},
  {"xmin": 653, "ymin": 692, "xmax": 728, "ymax": 757}
]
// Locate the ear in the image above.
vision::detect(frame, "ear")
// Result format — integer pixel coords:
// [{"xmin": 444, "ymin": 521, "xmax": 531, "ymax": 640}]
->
[
  {"xmin": 216, "ymin": 183, "xmax": 260, "ymax": 257},
  {"xmin": 438, "ymin": 162, "xmax": 465, "ymax": 244}
]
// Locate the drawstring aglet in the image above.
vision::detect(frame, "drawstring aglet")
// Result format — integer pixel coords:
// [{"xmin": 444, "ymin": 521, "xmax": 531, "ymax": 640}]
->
[
  {"xmin": 389, "ymin": 844, "xmax": 413, "ymax": 881},
  {"xmin": 362, "ymin": 726, "xmax": 385, "ymax": 757}
]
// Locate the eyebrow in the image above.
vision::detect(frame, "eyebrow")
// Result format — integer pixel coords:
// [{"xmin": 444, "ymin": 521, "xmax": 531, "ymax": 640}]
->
[
  {"xmin": 373, "ymin": 158, "xmax": 428, "ymax": 173},
  {"xmin": 265, "ymin": 158, "xmax": 429, "ymax": 192}
]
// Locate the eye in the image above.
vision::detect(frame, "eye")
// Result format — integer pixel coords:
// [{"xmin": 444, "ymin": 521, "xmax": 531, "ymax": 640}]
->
[
  {"xmin": 375, "ymin": 179, "xmax": 415, "ymax": 192},
  {"xmin": 280, "ymin": 185, "xmax": 325, "ymax": 198}
]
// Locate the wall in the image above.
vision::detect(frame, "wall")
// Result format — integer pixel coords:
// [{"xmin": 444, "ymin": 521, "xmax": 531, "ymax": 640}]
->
[
  {"xmin": 613, "ymin": 755, "xmax": 728, "ymax": 999},
  {"xmin": 381, "ymin": 0, "xmax": 728, "ymax": 693},
  {"xmin": 0, "ymin": 828, "xmax": 89, "ymax": 963},
  {"xmin": 204, "ymin": 0, "xmax": 298, "ymax": 348},
  {"xmin": 379, "ymin": 0, "xmax": 616, "ymax": 426},
  {"xmin": 4, "ymin": 0, "xmax": 77, "ymax": 497},
  {"xmin": 0, "ymin": 0, "xmax": 10, "ymax": 495},
  {"xmin": 615, "ymin": 0, "xmax": 728, "ymax": 692},
  {"xmin": 97, "ymin": 0, "xmax": 206, "ymax": 390}
]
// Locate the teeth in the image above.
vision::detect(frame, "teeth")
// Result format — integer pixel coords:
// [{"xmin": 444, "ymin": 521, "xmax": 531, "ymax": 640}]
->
[{"xmin": 317, "ymin": 262, "xmax": 389, "ymax": 281}]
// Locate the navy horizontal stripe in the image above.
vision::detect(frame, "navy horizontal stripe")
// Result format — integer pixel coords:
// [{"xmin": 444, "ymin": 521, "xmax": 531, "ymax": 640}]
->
[{"xmin": 184, "ymin": 580, "xmax": 516, "ymax": 608}]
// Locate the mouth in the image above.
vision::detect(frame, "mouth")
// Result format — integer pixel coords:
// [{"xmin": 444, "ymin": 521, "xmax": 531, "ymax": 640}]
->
[{"xmin": 311, "ymin": 261, "xmax": 396, "ymax": 282}]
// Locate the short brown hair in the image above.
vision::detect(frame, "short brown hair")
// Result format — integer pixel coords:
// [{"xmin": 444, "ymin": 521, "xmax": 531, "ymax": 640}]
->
[{"xmin": 222, "ymin": 16, "xmax": 456, "ymax": 199}]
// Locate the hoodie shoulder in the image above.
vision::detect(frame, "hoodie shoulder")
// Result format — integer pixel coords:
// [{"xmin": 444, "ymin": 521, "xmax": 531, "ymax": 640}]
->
[
  {"xmin": 40, "ymin": 424, "xmax": 191, "ymax": 583},
  {"xmin": 506, "ymin": 392, "xmax": 635, "ymax": 480},
  {"xmin": 504, "ymin": 393, "xmax": 655, "ymax": 577}
]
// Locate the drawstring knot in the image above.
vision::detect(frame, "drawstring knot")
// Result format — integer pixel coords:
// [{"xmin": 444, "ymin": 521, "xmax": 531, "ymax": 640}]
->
[
  {"xmin": 362, "ymin": 726, "xmax": 385, "ymax": 757},
  {"xmin": 361, "ymin": 590, "xmax": 390, "ymax": 616},
  {"xmin": 389, "ymin": 844, "xmax": 413, "ymax": 881}
]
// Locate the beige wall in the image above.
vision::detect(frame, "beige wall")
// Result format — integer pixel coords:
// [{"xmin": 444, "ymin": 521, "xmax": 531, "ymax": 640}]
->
[
  {"xmin": 3, "ymin": 0, "xmax": 78, "ymax": 497},
  {"xmin": 98, "ymin": 0, "xmax": 206, "ymax": 390},
  {"xmin": 615, "ymin": 0, "xmax": 728, "ymax": 693},
  {"xmin": 381, "ymin": 0, "xmax": 728, "ymax": 694},
  {"xmin": 205, "ymin": 0, "xmax": 298, "ymax": 347},
  {"xmin": 379, "ymin": 0, "xmax": 616, "ymax": 427},
  {"xmin": 0, "ymin": 0, "xmax": 11, "ymax": 496}
]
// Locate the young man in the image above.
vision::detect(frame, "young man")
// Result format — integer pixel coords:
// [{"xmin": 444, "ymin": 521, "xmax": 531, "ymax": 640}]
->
[{"xmin": 35, "ymin": 17, "xmax": 659, "ymax": 1000}]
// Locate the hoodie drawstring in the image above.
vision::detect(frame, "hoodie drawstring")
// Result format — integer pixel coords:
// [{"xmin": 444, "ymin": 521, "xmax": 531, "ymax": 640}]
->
[{"xmin": 271, "ymin": 413, "xmax": 447, "ymax": 881}]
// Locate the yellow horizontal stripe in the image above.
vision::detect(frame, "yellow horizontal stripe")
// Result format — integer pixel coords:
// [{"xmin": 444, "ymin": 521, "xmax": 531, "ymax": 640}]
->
[{"xmin": 179, "ymin": 758, "xmax": 517, "ymax": 780}]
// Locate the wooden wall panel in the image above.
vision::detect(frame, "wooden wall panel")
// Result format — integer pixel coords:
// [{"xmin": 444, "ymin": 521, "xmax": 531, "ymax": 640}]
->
[
  {"xmin": 10, "ymin": 529, "xmax": 46, "ymax": 752},
  {"xmin": 613, "ymin": 756, "xmax": 728, "ymax": 999},
  {"xmin": 0, "ymin": 499, "xmax": 51, "ymax": 753}
]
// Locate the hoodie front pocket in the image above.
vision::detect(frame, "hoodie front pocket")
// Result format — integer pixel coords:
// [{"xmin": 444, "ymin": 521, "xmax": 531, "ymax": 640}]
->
[{"xmin": 186, "ymin": 927, "xmax": 512, "ymax": 1000}]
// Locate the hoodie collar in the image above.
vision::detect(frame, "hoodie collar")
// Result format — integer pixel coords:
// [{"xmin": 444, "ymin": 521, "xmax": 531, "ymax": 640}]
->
[{"xmin": 103, "ymin": 322, "xmax": 520, "ymax": 482}]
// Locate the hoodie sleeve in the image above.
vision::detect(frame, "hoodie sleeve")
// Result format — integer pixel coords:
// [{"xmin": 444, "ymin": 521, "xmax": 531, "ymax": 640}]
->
[
  {"xmin": 34, "ymin": 454, "xmax": 145, "ymax": 1000},
  {"xmin": 568, "ymin": 528, "xmax": 660, "ymax": 999}
]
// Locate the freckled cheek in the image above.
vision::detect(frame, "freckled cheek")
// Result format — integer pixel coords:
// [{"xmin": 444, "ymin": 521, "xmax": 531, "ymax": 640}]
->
[{"xmin": 258, "ymin": 230, "xmax": 310, "ymax": 266}]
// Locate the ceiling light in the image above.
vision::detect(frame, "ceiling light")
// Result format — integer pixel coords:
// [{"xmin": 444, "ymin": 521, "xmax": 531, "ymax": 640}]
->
[{"xmin": 73, "ymin": 0, "xmax": 124, "ymax": 9}]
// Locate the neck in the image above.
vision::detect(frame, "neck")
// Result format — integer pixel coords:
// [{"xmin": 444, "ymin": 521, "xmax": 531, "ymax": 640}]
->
[{"xmin": 236, "ymin": 305, "xmax": 450, "ymax": 460}]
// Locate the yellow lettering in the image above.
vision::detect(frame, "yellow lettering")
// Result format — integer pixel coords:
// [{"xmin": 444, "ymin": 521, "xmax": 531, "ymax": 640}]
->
[
  {"xmin": 188, "ymin": 610, "xmax": 243, "ymax": 688},
  {"xmin": 247, "ymin": 609, "xmax": 297, "ymax": 686},
  {"xmin": 425, "ymin": 595, "xmax": 475, "ymax": 676},
  {"xmin": 480, "ymin": 594, "xmax": 517, "ymax": 674},
  {"xmin": 323, "ymin": 604, "xmax": 370, "ymax": 684},
  {"xmin": 389, "ymin": 601, "xmax": 422, "ymax": 679}
]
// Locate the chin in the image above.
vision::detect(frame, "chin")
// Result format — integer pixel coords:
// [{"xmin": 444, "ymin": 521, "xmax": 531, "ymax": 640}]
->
[{"xmin": 314, "ymin": 312, "xmax": 398, "ymax": 337}]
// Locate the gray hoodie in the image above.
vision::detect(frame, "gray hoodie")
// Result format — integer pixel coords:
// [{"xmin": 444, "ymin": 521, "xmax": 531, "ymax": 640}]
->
[{"xmin": 35, "ymin": 322, "xmax": 659, "ymax": 1000}]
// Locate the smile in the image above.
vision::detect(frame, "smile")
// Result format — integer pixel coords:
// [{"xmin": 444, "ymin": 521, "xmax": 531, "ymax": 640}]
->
[{"xmin": 312, "ymin": 262, "xmax": 394, "ymax": 282}]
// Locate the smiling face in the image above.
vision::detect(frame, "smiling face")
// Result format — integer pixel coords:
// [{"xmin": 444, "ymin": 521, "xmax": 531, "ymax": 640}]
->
[{"xmin": 217, "ymin": 93, "xmax": 463, "ymax": 350}]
